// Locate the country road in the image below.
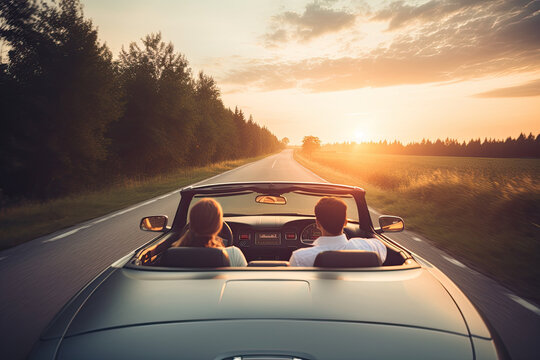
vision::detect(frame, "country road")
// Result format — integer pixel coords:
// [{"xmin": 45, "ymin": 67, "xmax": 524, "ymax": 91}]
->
[{"xmin": 1, "ymin": 149, "xmax": 539, "ymax": 359}]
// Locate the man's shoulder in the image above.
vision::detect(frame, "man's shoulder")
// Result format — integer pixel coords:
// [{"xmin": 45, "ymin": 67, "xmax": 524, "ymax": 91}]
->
[
  {"xmin": 348, "ymin": 237, "xmax": 381, "ymax": 243},
  {"xmin": 347, "ymin": 237, "xmax": 384, "ymax": 249},
  {"xmin": 290, "ymin": 245, "xmax": 325, "ymax": 262},
  {"xmin": 290, "ymin": 245, "xmax": 324, "ymax": 266},
  {"xmin": 291, "ymin": 246, "xmax": 319, "ymax": 257}
]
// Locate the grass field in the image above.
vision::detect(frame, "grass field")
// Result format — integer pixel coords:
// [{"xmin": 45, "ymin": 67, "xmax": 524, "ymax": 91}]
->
[
  {"xmin": 295, "ymin": 149, "xmax": 540, "ymax": 302},
  {"xmin": 0, "ymin": 155, "xmax": 269, "ymax": 251}
]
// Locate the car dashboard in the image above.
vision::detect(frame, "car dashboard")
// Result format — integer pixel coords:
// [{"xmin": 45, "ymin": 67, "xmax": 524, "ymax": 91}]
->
[{"xmin": 224, "ymin": 215, "xmax": 368, "ymax": 262}]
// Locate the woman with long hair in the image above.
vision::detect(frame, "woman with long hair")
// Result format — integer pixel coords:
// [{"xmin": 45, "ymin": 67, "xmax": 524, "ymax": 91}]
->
[{"xmin": 171, "ymin": 198, "xmax": 247, "ymax": 266}]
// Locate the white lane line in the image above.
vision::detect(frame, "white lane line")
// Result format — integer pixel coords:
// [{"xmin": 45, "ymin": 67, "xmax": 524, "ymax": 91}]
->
[
  {"xmin": 42, "ymin": 154, "xmax": 277, "ymax": 244},
  {"xmin": 43, "ymin": 193, "xmax": 170, "ymax": 243},
  {"xmin": 295, "ymin": 161, "xmax": 328, "ymax": 182},
  {"xmin": 40, "ymin": 157, "xmax": 266, "ymax": 244},
  {"xmin": 369, "ymin": 207, "xmax": 381, "ymax": 215},
  {"xmin": 441, "ymin": 255, "xmax": 468, "ymax": 269},
  {"xmin": 271, "ymin": 160, "xmax": 277, "ymax": 168},
  {"xmin": 507, "ymin": 294, "xmax": 540, "ymax": 316},
  {"xmin": 91, "ymin": 198, "xmax": 160, "ymax": 225},
  {"xmin": 0, "ymin": 256, "xmax": 7, "ymax": 261},
  {"xmin": 156, "ymin": 193, "xmax": 173, "ymax": 200},
  {"xmin": 412, "ymin": 236, "xmax": 423, "ymax": 242},
  {"xmin": 42, "ymin": 225, "xmax": 92, "ymax": 243},
  {"xmin": 192, "ymin": 161, "xmax": 255, "ymax": 186}
]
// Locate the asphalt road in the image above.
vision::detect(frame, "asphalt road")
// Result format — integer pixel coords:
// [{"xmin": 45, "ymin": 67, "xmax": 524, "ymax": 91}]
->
[{"xmin": 1, "ymin": 149, "xmax": 539, "ymax": 359}]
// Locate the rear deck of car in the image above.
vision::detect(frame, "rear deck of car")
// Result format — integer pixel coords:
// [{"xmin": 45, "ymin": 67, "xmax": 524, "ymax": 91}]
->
[{"xmin": 47, "ymin": 265, "xmax": 476, "ymax": 359}]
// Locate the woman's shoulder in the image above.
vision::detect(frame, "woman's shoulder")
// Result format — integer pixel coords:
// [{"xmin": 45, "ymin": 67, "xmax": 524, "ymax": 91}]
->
[
  {"xmin": 224, "ymin": 246, "xmax": 242, "ymax": 253},
  {"xmin": 224, "ymin": 246, "xmax": 247, "ymax": 266}
]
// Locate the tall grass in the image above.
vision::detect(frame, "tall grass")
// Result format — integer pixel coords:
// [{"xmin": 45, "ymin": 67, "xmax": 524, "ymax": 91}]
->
[
  {"xmin": 295, "ymin": 150, "xmax": 540, "ymax": 302},
  {"xmin": 0, "ymin": 156, "xmax": 267, "ymax": 250}
]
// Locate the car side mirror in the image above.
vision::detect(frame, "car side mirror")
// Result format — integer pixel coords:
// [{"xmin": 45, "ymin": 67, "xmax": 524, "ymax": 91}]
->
[
  {"xmin": 140, "ymin": 215, "xmax": 168, "ymax": 232},
  {"xmin": 378, "ymin": 215, "xmax": 404, "ymax": 233}
]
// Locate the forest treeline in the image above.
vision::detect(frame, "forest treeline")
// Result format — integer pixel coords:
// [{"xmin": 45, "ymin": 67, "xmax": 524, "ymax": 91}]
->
[
  {"xmin": 0, "ymin": 0, "xmax": 282, "ymax": 201},
  {"xmin": 324, "ymin": 133, "xmax": 540, "ymax": 158}
]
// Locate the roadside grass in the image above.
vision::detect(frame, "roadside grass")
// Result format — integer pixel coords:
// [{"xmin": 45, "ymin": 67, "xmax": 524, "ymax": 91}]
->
[
  {"xmin": 0, "ymin": 155, "xmax": 267, "ymax": 250},
  {"xmin": 295, "ymin": 150, "xmax": 540, "ymax": 302}
]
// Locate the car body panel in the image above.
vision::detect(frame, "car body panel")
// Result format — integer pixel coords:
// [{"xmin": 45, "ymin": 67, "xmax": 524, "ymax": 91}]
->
[
  {"xmin": 29, "ymin": 182, "xmax": 504, "ymax": 359},
  {"xmin": 65, "ymin": 267, "xmax": 468, "ymax": 337},
  {"xmin": 57, "ymin": 320, "xmax": 472, "ymax": 360},
  {"xmin": 412, "ymin": 254, "xmax": 492, "ymax": 339}
]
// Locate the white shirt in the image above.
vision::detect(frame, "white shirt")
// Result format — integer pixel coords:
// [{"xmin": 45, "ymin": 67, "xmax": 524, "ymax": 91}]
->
[
  {"xmin": 224, "ymin": 246, "xmax": 248, "ymax": 267},
  {"xmin": 289, "ymin": 234, "xmax": 387, "ymax": 267}
]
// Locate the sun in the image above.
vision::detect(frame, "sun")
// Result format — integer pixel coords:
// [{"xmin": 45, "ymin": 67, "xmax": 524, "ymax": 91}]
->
[{"xmin": 353, "ymin": 130, "xmax": 366, "ymax": 143}]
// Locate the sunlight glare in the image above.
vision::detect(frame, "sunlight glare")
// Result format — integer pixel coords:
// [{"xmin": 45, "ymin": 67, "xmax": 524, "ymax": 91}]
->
[{"xmin": 354, "ymin": 130, "xmax": 365, "ymax": 142}]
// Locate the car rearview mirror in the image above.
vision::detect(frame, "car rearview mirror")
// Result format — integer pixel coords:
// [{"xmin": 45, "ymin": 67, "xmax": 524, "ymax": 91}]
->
[
  {"xmin": 140, "ymin": 215, "xmax": 168, "ymax": 232},
  {"xmin": 255, "ymin": 195, "xmax": 287, "ymax": 205},
  {"xmin": 378, "ymin": 216, "xmax": 404, "ymax": 233}
]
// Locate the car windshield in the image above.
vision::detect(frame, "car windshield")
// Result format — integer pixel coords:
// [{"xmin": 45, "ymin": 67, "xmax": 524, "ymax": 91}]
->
[{"xmin": 190, "ymin": 191, "xmax": 359, "ymax": 221}]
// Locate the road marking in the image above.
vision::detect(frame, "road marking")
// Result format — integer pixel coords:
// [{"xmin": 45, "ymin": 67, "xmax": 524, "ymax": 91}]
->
[
  {"xmin": 42, "ymin": 225, "xmax": 92, "ymax": 243},
  {"xmin": 192, "ymin": 161, "xmax": 254, "ymax": 186},
  {"xmin": 369, "ymin": 208, "xmax": 381, "ymax": 215},
  {"xmin": 442, "ymin": 255, "xmax": 468, "ymax": 269},
  {"xmin": 507, "ymin": 294, "xmax": 540, "ymax": 316},
  {"xmin": 271, "ymin": 160, "xmax": 277, "ymax": 168},
  {"xmin": 42, "ymin": 192, "xmax": 173, "ymax": 242},
  {"xmin": 91, "ymin": 198, "xmax": 160, "ymax": 225},
  {"xmin": 40, "ymin": 157, "xmax": 265, "ymax": 244},
  {"xmin": 295, "ymin": 161, "xmax": 328, "ymax": 182},
  {"xmin": 156, "ymin": 193, "xmax": 173, "ymax": 200},
  {"xmin": 412, "ymin": 236, "xmax": 423, "ymax": 242},
  {"xmin": 0, "ymin": 256, "xmax": 7, "ymax": 261}
]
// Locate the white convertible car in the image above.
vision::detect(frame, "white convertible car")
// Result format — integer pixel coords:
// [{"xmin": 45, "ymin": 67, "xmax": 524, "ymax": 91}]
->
[{"xmin": 29, "ymin": 182, "xmax": 508, "ymax": 359}]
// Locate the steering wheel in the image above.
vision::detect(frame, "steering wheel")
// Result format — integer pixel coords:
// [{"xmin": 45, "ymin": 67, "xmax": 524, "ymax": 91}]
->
[
  {"xmin": 218, "ymin": 221, "xmax": 234, "ymax": 246},
  {"xmin": 180, "ymin": 221, "xmax": 234, "ymax": 247}
]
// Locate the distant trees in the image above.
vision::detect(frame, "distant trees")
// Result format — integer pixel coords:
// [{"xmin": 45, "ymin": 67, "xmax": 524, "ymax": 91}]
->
[
  {"xmin": 302, "ymin": 136, "xmax": 321, "ymax": 156},
  {"xmin": 0, "ymin": 0, "xmax": 121, "ymax": 197},
  {"xmin": 325, "ymin": 133, "xmax": 540, "ymax": 158},
  {"xmin": 110, "ymin": 32, "xmax": 196, "ymax": 175},
  {"xmin": 281, "ymin": 137, "xmax": 290, "ymax": 146},
  {"xmin": 0, "ymin": 0, "xmax": 282, "ymax": 200}
]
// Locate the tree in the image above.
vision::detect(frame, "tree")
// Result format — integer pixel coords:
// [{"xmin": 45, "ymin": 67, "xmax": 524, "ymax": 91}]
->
[
  {"xmin": 0, "ymin": 0, "xmax": 121, "ymax": 197},
  {"xmin": 302, "ymin": 136, "xmax": 321, "ymax": 156},
  {"xmin": 281, "ymin": 137, "xmax": 290, "ymax": 146},
  {"xmin": 0, "ymin": 3, "xmax": 284, "ymax": 201},
  {"xmin": 110, "ymin": 32, "xmax": 196, "ymax": 174}
]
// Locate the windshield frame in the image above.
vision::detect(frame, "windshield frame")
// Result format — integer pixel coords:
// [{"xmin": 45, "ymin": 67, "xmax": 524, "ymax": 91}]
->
[
  {"xmin": 130, "ymin": 182, "xmax": 376, "ymax": 268},
  {"xmin": 190, "ymin": 190, "xmax": 360, "ymax": 221},
  {"xmin": 172, "ymin": 182, "xmax": 372, "ymax": 232}
]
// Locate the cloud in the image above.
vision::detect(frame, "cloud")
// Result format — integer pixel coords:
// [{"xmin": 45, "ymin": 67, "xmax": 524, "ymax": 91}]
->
[
  {"xmin": 224, "ymin": 0, "xmax": 540, "ymax": 92},
  {"xmin": 371, "ymin": 0, "xmax": 491, "ymax": 30},
  {"xmin": 473, "ymin": 79, "xmax": 540, "ymax": 98},
  {"xmin": 264, "ymin": 1, "xmax": 356, "ymax": 45}
]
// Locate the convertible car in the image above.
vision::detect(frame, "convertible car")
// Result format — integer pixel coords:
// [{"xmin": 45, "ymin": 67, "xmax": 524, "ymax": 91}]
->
[{"xmin": 30, "ymin": 182, "xmax": 507, "ymax": 359}]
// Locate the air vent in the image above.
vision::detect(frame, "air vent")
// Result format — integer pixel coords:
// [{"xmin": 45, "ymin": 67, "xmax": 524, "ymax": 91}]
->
[{"xmin": 238, "ymin": 240, "xmax": 250, "ymax": 247}]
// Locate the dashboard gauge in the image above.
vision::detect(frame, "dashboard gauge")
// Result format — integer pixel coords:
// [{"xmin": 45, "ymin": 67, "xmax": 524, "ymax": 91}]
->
[{"xmin": 300, "ymin": 223, "xmax": 322, "ymax": 245}]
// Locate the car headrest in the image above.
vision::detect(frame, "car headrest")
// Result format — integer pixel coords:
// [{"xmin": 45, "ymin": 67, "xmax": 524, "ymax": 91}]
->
[
  {"xmin": 161, "ymin": 247, "xmax": 231, "ymax": 268},
  {"xmin": 314, "ymin": 250, "xmax": 382, "ymax": 268}
]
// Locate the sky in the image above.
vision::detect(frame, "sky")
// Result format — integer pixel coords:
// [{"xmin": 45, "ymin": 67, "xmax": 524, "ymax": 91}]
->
[{"xmin": 82, "ymin": 0, "xmax": 540, "ymax": 144}]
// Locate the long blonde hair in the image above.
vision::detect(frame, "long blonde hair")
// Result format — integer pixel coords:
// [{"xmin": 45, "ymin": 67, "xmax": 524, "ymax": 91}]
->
[{"xmin": 172, "ymin": 198, "xmax": 224, "ymax": 248}]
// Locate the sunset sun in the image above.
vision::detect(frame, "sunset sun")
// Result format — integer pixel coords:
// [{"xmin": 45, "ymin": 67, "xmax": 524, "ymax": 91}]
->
[{"xmin": 353, "ymin": 130, "xmax": 365, "ymax": 143}]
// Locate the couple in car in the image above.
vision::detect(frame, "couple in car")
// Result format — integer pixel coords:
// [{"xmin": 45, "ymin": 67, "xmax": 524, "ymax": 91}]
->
[{"xmin": 172, "ymin": 197, "xmax": 386, "ymax": 267}]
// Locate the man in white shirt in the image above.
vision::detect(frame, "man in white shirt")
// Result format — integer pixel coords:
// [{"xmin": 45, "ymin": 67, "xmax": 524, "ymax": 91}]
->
[{"xmin": 289, "ymin": 197, "xmax": 387, "ymax": 267}]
